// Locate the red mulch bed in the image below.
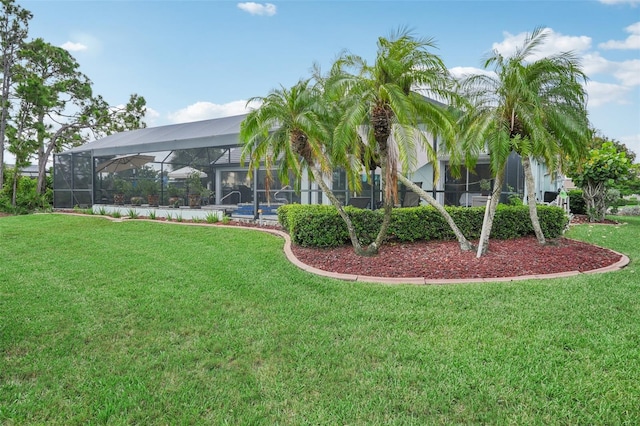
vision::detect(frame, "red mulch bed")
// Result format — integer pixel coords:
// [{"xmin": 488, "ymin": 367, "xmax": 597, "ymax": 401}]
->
[
  {"xmin": 291, "ymin": 236, "xmax": 623, "ymax": 279},
  {"xmin": 291, "ymin": 214, "xmax": 624, "ymax": 280}
]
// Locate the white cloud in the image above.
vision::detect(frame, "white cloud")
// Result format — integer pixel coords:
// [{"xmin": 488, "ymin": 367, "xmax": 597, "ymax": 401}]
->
[
  {"xmin": 585, "ymin": 81, "xmax": 632, "ymax": 107},
  {"xmin": 488, "ymin": 27, "xmax": 639, "ymax": 111},
  {"xmin": 492, "ymin": 28, "xmax": 592, "ymax": 61},
  {"xmin": 61, "ymin": 41, "xmax": 88, "ymax": 52},
  {"xmin": 582, "ymin": 52, "xmax": 616, "ymax": 76},
  {"xmin": 167, "ymin": 100, "xmax": 261, "ymax": 123},
  {"xmin": 599, "ymin": 0, "xmax": 640, "ymax": 5},
  {"xmin": 614, "ymin": 59, "xmax": 640, "ymax": 85},
  {"xmin": 237, "ymin": 2, "xmax": 277, "ymax": 16},
  {"xmin": 134, "ymin": 107, "xmax": 161, "ymax": 127},
  {"xmin": 449, "ymin": 66, "xmax": 495, "ymax": 80},
  {"xmin": 619, "ymin": 134, "xmax": 640, "ymax": 161},
  {"xmin": 599, "ymin": 22, "xmax": 640, "ymax": 49},
  {"xmin": 145, "ymin": 107, "xmax": 161, "ymax": 121},
  {"xmin": 582, "ymin": 53, "xmax": 640, "ymax": 86}
]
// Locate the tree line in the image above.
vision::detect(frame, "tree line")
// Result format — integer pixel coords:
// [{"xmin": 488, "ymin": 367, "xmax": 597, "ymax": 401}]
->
[{"xmin": 1, "ymin": 0, "xmax": 146, "ymax": 210}]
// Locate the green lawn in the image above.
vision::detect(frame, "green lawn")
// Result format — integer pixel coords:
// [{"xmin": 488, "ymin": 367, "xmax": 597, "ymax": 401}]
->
[{"xmin": 1, "ymin": 214, "xmax": 638, "ymax": 424}]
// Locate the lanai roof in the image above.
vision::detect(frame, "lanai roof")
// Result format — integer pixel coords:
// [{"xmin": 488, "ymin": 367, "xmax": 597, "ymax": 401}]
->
[
  {"xmin": 64, "ymin": 113, "xmax": 248, "ymax": 157},
  {"xmin": 62, "ymin": 95, "xmax": 447, "ymax": 158}
]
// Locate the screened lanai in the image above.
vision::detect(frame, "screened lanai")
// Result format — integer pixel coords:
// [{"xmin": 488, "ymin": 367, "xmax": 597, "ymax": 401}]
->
[
  {"xmin": 54, "ymin": 112, "xmax": 558, "ymax": 216},
  {"xmin": 53, "ymin": 114, "xmax": 352, "ymax": 214}
]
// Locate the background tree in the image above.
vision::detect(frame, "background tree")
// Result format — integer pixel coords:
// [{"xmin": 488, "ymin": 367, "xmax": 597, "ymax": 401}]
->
[
  {"xmin": 458, "ymin": 27, "xmax": 590, "ymax": 256},
  {"xmin": 0, "ymin": 0, "xmax": 32, "ymax": 190},
  {"xmin": 6, "ymin": 68, "xmax": 41, "ymax": 206},
  {"xmin": 588, "ymin": 131, "xmax": 636, "ymax": 164},
  {"xmin": 15, "ymin": 38, "xmax": 93, "ymax": 193},
  {"xmin": 583, "ymin": 132, "xmax": 639, "ymax": 196},
  {"xmin": 14, "ymin": 39, "xmax": 146, "ymax": 193},
  {"xmin": 568, "ymin": 142, "xmax": 631, "ymax": 222}
]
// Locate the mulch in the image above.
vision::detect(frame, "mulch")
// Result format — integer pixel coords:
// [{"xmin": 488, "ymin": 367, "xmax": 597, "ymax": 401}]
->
[
  {"xmin": 290, "ymin": 236, "xmax": 623, "ymax": 280},
  {"xmin": 290, "ymin": 215, "xmax": 624, "ymax": 280}
]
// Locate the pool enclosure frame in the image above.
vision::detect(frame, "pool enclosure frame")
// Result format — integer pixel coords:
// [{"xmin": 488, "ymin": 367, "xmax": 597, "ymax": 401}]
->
[
  {"xmin": 53, "ymin": 114, "xmax": 364, "ymax": 217},
  {"xmin": 53, "ymin": 113, "xmax": 562, "ymax": 216}
]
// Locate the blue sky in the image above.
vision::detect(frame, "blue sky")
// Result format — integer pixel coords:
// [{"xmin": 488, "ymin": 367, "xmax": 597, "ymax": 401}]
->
[{"xmin": 18, "ymin": 0, "xmax": 640, "ymax": 159}]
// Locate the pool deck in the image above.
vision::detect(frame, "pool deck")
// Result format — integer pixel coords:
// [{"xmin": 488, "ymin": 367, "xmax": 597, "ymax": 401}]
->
[{"xmin": 90, "ymin": 204, "xmax": 279, "ymax": 223}]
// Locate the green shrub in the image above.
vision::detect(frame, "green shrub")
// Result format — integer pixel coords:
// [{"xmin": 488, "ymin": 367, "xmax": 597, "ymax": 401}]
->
[
  {"xmin": 288, "ymin": 205, "xmax": 350, "ymax": 247},
  {"xmin": 205, "ymin": 212, "xmax": 219, "ymax": 223},
  {"xmin": 534, "ymin": 205, "xmax": 570, "ymax": 237},
  {"xmin": 277, "ymin": 204, "xmax": 306, "ymax": 233},
  {"xmin": 606, "ymin": 188, "xmax": 622, "ymax": 214},
  {"xmin": 617, "ymin": 198, "xmax": 640, "ymax": 206},
  {"xmin": 0, "ymin": 174, "xmax": 52, "ymax": 215},
  {"xmin": 568, "ymin": 189, "xmax": 586, "ymax": 215},
  {"xmin": 492, "ymin": 205, "xmax": 534, "ymax": 239},
  {"xmin": 282, "ymin": 204, "xmax": 387, "ymax": 247},
  {"xmin": 344, "ymin": 207, "xmax": 383, "ymax": 246},
  {"xmin": 278, "ymin": 203, "xmax": 569, "ymax": 248}
]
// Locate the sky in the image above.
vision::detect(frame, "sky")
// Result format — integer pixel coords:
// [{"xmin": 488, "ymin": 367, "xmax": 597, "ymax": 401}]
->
[{"xmin": 12, "ymin": 0, "xmax": 640, "ymax": 161}]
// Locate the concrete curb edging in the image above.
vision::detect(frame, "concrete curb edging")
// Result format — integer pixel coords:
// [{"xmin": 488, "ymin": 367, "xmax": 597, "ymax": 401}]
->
[{"xmin": 56, "ymin": 212, "xmax": 631, "ymax": 285}]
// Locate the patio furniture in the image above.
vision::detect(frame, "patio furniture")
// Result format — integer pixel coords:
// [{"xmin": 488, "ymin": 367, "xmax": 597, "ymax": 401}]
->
[
  {"xmin": 347, "ymin": 197, "xmax": 371, "ymax": 209},
  {"xmin": 402, "ymin": 192, "xmax": 421, "ymax": 207}
]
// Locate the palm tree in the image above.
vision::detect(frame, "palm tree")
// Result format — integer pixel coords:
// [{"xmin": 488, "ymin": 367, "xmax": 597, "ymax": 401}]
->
[
  {"xmin": 458, "ymin": 27, "xmax": 590, "ymax": 256},
  {"xmin": 330, "ymin": 28, "xmax": 474, "ymax": 253},
  {"xmin": 239, "ymin": 79, "xmax": 376, "ymax": 256}
]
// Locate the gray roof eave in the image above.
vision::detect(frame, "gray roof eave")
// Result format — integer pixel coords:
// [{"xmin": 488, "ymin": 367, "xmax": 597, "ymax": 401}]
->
[{"xmin": 61, "ymin": 113, "xmax": 248, "ymax": 157}]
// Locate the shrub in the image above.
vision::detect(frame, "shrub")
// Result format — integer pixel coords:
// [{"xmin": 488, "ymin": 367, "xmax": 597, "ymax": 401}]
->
[
  {"xmin": 530, "ymin": 205, "xmax": 569, "ymax": 238},
  {"xmin": 277, "ymin": 204, "xmax": 306, "ymax": 233},
  {"xmin": 287, "ymin": 205, "xmax": 351, "ymax": 247},
  {"xmin": 205, "ymin": 212, "xmax": 219, "ymax": 223},
  {"xmin": 617, "ymin": 205, "xmax": 640, "ymax": 216},
  {"xmin": 0, "ymin": 174, "xmax": 52, "ymax": 215},
  {"xmin": 568, "ymin": 189, "xmax": 586, "ymax": 215},
  {"xmin": 606, "ymin": 188, "xmax": 622, "ymax": 214},
  {"xmin": 278, "ymin": 203, "xmax": 569, "ymax": 248},
  {"xmin": 344, "ymin": 207, "xmax": 383, "ymax": 246}
]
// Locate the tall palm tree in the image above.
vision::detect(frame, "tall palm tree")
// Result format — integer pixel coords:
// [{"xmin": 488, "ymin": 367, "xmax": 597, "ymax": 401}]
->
[
  {"xmin": 239, "ymin": 79, "xmax": 376, "ymax": 256},
  {"xmin": 330, "ymin": 28, "xmax": 474, "ymax": 253},
  {"xmin": 458, "ymin": 27, "xmax": 590, "ymax": 256}
]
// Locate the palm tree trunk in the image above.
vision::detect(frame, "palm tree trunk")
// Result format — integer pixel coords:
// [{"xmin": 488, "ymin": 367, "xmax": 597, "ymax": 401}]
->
[
  {"xmin": 397, "ymin": 173, "xmax": 474, "ymax": 251},
  {"xmin": 522, "ymin": 155, "xmax": 546, "ymax": 245},
  {"xmin": 364, "ymin": 151, "xmax": 393, "ymax": 256},
  {"xmin": 308, "ymin": 166, "xmax": 373, "ymax": 256},
  {"xmin": 476, "ymin": 168, "xmax": 505, "ymax": 257}
]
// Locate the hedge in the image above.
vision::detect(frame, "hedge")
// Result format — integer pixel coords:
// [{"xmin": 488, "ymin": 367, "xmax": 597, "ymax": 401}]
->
[
  {"xmin": 567, "ymin": 189, "xmax": 586, "ymax": 215},
  {"xmin": 278, "ymin": 203, "xmax": 569, "ymax": 248}
]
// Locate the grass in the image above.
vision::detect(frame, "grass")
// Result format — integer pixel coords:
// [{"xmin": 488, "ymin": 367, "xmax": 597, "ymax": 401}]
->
[{"xmin": 1, "ymin": 213, "xmax": 638, "ymax": 424}]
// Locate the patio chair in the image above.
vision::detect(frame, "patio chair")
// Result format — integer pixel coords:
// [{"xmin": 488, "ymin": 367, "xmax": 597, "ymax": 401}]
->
[
  {"xmin": 347, "ymin": 197, "xmax": 371, "ymax": 209},
  {"xmin": 544, "ymin": 191, "xmax": 559, "ymax": 205},
  {"xmin": 402, "ymin": 191, "xmax": 421, "ymax": 207}
]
